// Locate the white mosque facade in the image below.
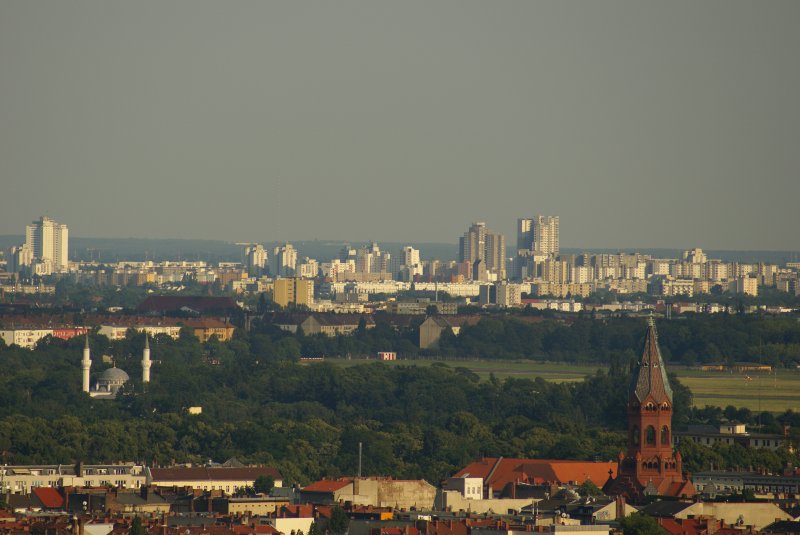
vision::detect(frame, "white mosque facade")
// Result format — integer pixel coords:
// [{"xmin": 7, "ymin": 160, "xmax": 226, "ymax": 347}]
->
[{"xmin": 81, "ymin": 335, "xmax": 152, "ymax": 399}]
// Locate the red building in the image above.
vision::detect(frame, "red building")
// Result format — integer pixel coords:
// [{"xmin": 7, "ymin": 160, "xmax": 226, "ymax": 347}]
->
[{"xmin": 603, "ymin": 318, "xmax": 695, "ymax": 500}]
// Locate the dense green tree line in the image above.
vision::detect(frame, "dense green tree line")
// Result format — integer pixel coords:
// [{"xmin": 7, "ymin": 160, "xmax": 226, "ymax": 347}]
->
[
  {"xmin": 436, "ymin": 315, "xmax": 800, "ymax": 368},
  {"xmin": 1, "ymin": 324, "xmax": 798, "ymax": 485},
  {"xmin": 283, "ymin": 313, "xmax": 800, "ymax": 368}
]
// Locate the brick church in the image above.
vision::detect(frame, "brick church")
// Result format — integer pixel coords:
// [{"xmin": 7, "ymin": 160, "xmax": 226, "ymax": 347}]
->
[{"xmin": 603, "ymin": 318, "xmax": 696, "ymax": 500}]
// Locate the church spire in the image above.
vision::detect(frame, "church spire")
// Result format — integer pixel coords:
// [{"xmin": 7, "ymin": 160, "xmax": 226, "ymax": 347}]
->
[{"xmin": 629, "ymin": 317, "xmax": 673, "ymax": 404}]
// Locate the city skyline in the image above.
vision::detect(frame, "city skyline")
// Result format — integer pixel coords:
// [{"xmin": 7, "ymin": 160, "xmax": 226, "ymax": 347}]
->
[{"xmin": 1, "ymin": 2, "xmax": 799, "ymax": 250}]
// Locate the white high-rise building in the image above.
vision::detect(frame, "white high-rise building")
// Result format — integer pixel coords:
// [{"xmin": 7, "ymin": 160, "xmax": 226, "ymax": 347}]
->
[
  {"xmin": 532, "ymin": 215, "xmax": 559, "ymax": 257},
  {"xmin": 403, "ymin": 246, "xmax": 422, "ymax": 277},
  {"xmin": 244, "ymin": 244, "xmax": 268, "ymax": 275},
  {"xmin": 271, "ymin": 243, "xmax": 297, "ymax": 277},
  {"xmin": 25, "ymin": 216, "xmax": 69, "ymax": 273}
]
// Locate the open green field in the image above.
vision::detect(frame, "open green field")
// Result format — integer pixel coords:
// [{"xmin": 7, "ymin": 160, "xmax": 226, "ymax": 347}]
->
[{"xmin": 322, "ymin": 358, "xmax": 800, "ymax": 413}]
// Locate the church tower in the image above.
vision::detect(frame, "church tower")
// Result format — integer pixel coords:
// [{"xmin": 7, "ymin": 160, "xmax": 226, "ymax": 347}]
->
[
  {"xmin": 82, "ymin": 334, "xmax": 91, "ymax": 393},
  {"xmin": 142, "ymin": 335, "xmax": 151, "ymax": 383},
  {"xmin": 604, "ymin": 318, "xmax": 695, "ymax": 500}
]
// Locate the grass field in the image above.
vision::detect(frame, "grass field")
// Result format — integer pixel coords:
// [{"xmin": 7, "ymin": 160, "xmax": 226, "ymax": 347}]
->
[{"xmin": 322, "ymin": 357, "xmax": 800, "ymax": 413}]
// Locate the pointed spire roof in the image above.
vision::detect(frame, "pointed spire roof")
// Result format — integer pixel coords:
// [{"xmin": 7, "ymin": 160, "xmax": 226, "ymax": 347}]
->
[
  {"xmin": 629, "ymin": 317, "xmax": 673, "ymax": 404},
  {"xmin": 144, "ymin": 335, "xmax": 150, "ymax": 350},
  {"xmin": 84, "ymin": 333, "xmax": 90, "ymax": 349}
]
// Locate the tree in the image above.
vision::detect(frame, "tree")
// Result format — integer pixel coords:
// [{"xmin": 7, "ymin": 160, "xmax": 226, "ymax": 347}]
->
[
  {"xmin": 577, "ymin": 480, "xmax": 603, "ymax": 497},
  {"xmin": 254, "ymin": 475, "xmax": 274, "ymax": 494},
  {"xmin": 131, "ymin": 516, "xmax": 144, "ymax": 535},
  {"xmin": 618, "ymin": 513, "xmax": 664, "ymax": 535},
  {"xmin": 327, "ymin": 506, "xmax": 350, "ymax": 535}
]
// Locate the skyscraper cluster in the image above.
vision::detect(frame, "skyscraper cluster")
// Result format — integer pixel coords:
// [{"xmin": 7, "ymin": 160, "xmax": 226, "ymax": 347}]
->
[
  {"xmin": 458, "ymin": 222, "xmax": 506, "ymax": 281},
  {"xmin": 7, "ymin": 216, "xmax": 69, "ymax": 275}
]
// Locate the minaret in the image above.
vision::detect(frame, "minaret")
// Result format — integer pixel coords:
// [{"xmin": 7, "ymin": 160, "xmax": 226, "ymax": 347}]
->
[
  {"xmin": 82, "ymin": 334, "xmax": 91, "ymax": 393},
  {"xmin": 142, "ymin": 335, "xmax": 151, "ymax": 383}
]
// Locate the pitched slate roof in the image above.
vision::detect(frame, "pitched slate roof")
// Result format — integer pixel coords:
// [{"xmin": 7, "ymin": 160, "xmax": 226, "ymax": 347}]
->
[
  {"xmin": 763, "ymin": 520, "xmax": 800, "ymax": 533},
  {"xmin": 638, "ymin": 500, "xmax": 694, "ymax": 518},
  {"xmin": 629, "ymin": 318, "xmax": 673, "ymax": 404}
]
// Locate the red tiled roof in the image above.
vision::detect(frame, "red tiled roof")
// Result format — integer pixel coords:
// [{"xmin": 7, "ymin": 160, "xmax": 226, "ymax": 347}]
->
[
  {"xmin": 32, "ymin": 487, "xmax": 64, "ymax": 509},
  {"xmin": 279, "ymin": 504, "xmax": 314, "ymax": 518},
  {"xmin": 454, "ymin": 457, "xmax": 617, "ymax": 489},
  {"xmin": 302, "ymin": 479, "xmax": 353, "ymax": 493}
]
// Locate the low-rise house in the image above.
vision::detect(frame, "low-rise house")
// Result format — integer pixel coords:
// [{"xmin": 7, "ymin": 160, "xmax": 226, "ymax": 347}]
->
[
  {"xmin": 147, "ymin": 466, "xmax": 283, "ymax": 494},
  {"xmin": 31, "ymin": 487, "xmax": 65, "ymax": 511},
  {"xmin": 212, "ymin": 496, "xmax": 291, "ymax": 516},
  {"xmin": 418, "ymin": 316, "xmax": 480, "ymax": 349},
  {"xmin": 452, "ymin": 457, "xmax": 617, "ymax": 499},
  {"xmin": 640, "ymin": 500, "xmax": 791, "ymax": 530},
  {"xmin": 301, "ymin": 477, "xmax": 437, "ymax": 510},
  {"xmin": 137, "ymin": 296, "xmax": 240, "ymax": 315},
  {"xmin": 182, "ymin": 318, "xmax": 236, "ymax": 342},
  {"xmin": 272, "ymin": 313, "xmax": 375, "ymax": 337},
  {"xmin": 693, "ymin": 468, "xmax": 800, "ymax": 497},
  {"xmin": 106, "ymin": 487, "xmax": 170, "ymax": 515},
  {"xmin": 675, "ymin": 422, "xmax": 789, "ymax": 451},
  {"xmin": 763, "ymin": 520, "xmax": 800, "ymax": 534},
  {"xmin": 299, "ymin": 479, "xmax": 354, "ymax": 504},
  {"xmin": 0, "ymin": 463, "xmax": 145, "ymax": 494}
]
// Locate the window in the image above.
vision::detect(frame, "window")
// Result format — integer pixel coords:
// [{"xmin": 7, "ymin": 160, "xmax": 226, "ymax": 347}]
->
[
  {"xmin": 646, "ymin": 426, "xmax": 656, "ymax": 445},
  {"xmin": 661, "ymin": 426, "xmax": 670, "ymax": 445}
]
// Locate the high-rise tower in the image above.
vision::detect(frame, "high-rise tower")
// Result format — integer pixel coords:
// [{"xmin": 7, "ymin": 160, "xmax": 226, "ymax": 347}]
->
[
  {"xmin": 82, "ymin": 334, "xmax": 91, "ymax": 393},
  {"xmin": 532, "ymin": 215, "xmax": 559, "ymax": 257},
  {"xmin": 603, "ymin": 318, "xmax": 695, "ymax": 500},
  {"xmin": 459, "ymin": 222, "xmax": 506, "ymax": 280},
  {"xmin": 25, "ymin": 216, "xmax": 69, "ymax": 273},
  {"xmin": 142, "ymin": 335, "xmax": 151, "ymax": 383}
]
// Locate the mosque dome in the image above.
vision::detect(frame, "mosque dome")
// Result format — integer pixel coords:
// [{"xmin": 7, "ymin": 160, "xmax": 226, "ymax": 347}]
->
[
  {"xmin": 99, "ymin": 367, "xmax": 130, "ymax": 383},
  {"xmin": 91, "ymin": 366, "xmax": 130, "ymax": 397}
]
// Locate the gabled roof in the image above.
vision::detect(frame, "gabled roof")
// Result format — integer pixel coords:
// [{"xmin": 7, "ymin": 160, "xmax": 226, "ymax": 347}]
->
[
  {"xmin": 301, "ymin": 479, "xmax": 353, "ymax": 493},
  {"xmin": 454, "ymin": 457, "xmax": 616, "ymax": 489},
  {"xmin": 629, "ymin": 318, "xmax": 673, "ymax": 404},
  {"xmin": 638, "ymin": 500, "xmax": 694, "ymax": 518},
  {"xmin": 114, "ymin": 492, "xmax": 167, "ymax": 506},
  {"xmin": 763, "ymin": 520, "xmax": 800, "ymax": 533},
  {"xmin": 32, "ymin": 487, "xmax": 64, "ymax": 509},
  {"xmin": 137, "ymin": 296, "xmax": 239, "ymax": 314}
]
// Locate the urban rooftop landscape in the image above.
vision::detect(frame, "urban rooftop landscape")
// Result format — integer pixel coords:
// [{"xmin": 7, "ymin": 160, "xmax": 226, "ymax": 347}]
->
[{"xmin": 2, "ymin": 2, "xmax": 800, "ymax": 535}]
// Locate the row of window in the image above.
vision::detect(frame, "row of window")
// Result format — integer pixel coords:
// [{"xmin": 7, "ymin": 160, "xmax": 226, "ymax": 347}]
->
[{"xmin": 631, "ymin": 425, "xmax": 670, "ymax": 446}]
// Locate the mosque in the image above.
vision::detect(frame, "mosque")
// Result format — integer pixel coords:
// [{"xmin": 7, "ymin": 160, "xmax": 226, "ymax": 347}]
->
[{"xmin": 81, "ymin": 334, "xmax": 152, "ymax": 399}]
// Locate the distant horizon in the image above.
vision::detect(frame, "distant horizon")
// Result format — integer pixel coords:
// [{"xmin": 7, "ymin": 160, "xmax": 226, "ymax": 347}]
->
[{"xmin": 3, "ymin": 233, "xmax": 799, "ymax": 257}]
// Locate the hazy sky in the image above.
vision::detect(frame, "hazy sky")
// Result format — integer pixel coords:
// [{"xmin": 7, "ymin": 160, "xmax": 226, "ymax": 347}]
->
[{"xmin": 1, "ymin": 1, "xmax": 798, "ymax": 250}]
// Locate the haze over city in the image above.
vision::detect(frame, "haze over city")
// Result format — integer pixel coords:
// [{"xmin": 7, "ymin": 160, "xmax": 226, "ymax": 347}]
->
[{"xmin": 1, "ymin": 1, "xmax": 799, "ymax": 250}]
